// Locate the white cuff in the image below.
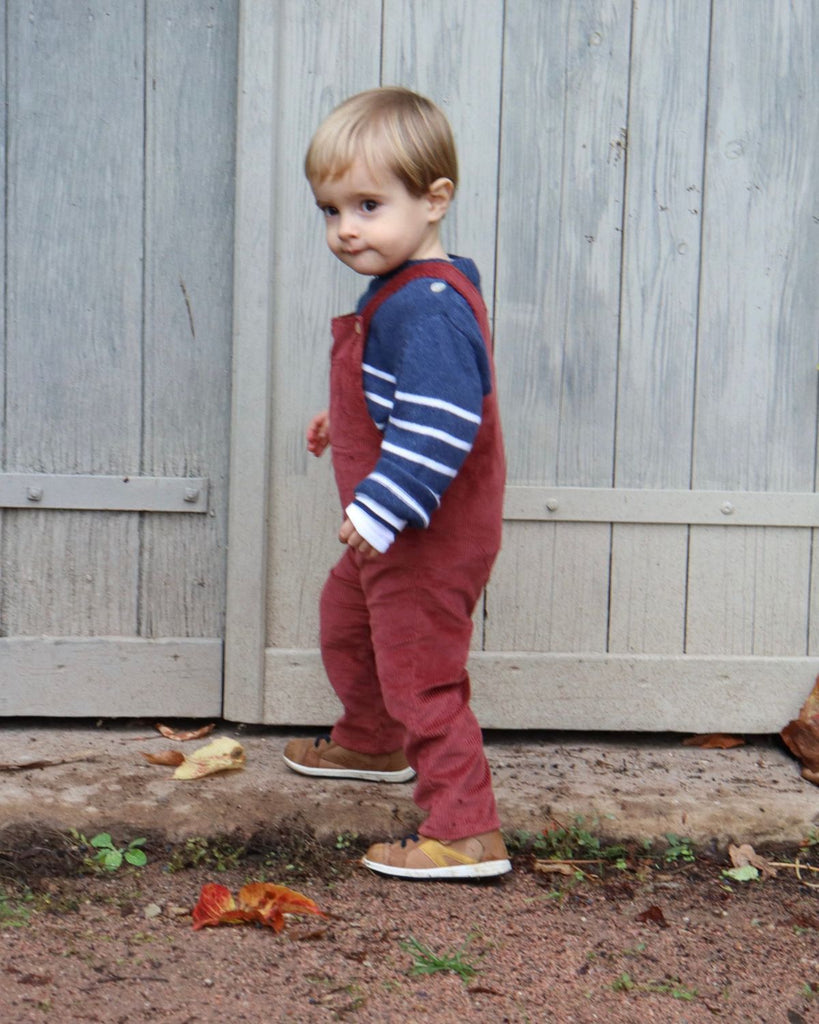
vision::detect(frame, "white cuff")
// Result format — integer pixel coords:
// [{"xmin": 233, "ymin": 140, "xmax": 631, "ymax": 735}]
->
[{"xmin": 346, "ymin": 502, "xmax": 394, "ymax": 553}]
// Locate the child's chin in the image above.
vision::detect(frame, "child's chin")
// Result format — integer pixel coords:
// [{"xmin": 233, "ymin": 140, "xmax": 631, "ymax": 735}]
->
[{"xmin": 337, "ymin": 251, "xmax": 393, "ymax": 276}]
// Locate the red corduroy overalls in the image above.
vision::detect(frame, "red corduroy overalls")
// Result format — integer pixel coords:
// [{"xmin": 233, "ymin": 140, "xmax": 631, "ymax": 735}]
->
[{"xmin": 321, "ymin": 262, "xmax": 506, "ymax": 840}]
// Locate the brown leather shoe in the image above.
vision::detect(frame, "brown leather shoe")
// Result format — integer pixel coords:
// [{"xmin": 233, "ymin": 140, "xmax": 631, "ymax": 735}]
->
[
  {"xmin": 362, "ymin": 830, "xmax": 512, "ymax": 879},
  {"xmin": 282, "ymin": 735, "xmax": 415, "ymax": 783}
]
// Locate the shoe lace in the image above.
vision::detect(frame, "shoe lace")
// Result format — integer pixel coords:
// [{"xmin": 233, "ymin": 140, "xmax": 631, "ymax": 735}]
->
[
  {"xmin": 400, "ymin": 834, "xmax": 420, "ymax": 848},
  {"xmin": 313, "ymin": 734, "xmax": 332, "ymax": 748}
]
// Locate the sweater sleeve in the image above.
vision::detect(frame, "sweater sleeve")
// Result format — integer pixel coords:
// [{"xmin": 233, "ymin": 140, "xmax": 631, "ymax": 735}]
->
[{"xmin": 349, "ymin": 306, "xmax": 487, "ymax": 552}]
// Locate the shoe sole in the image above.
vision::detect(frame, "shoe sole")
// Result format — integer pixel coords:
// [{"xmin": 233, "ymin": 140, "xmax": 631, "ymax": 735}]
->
[
  {"xmin": 361, "ymin": 856, "xmax": 513, "ymax": 880},
  {"xmin": 282, "ymin": 755, "xmax": 415, "ymax": 783}
]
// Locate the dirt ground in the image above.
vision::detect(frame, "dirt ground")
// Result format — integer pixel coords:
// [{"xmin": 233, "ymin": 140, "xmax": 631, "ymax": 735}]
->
[
  {"xmin": 1, "ymin": 721, "xmax": 818, "ymax": 1022},
  {"xmin": 1, "ymin": 824, "xmax": 819, "ymax": 1023}
]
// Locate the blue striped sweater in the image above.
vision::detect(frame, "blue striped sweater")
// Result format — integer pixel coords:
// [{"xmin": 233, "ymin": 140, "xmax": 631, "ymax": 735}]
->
[{"xmin": 346, "ymin": 257, "xmax": 492, "ymax": 552}]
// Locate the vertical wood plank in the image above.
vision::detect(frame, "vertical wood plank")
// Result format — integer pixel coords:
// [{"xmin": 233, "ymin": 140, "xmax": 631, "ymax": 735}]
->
[
  {"xmin": 224, "ymin": 0, "xmax": 278, "ymax": 718},
  {"xmin": 140, "ymin": 0, "xmax": 238, "ymax": 638},
  {"xmin": 3, "ymin": 1, "xmax": 143, "ymax": 635},
  {"xmin": 489, "ymin": 522, "xmax": 610, "ymax": 652},
  {"xmin": 265, "ymin": 0, "xmax": 383, "ymax": 649},
  {"xmin": 687, "ymin": 2, "xmax": 818, "ymax": 653},
  {"xmin": 495, "ymin": 0, "xmax": 630, "ymax": 486},
  {"xmin": 809, "ymin": 540, "xmax": 819, "ymax": 656},
  {"xmin": 694, "ymin": 2, "xmax": 818, "ymax": 494},
  {"xmin": 0, "ymin": 9, "xmax": 6, "ymax": 633},
  {"xmin": 609, "ymin": 526, "xmax": 688, "ymax": 653},
  {"xmin": 609, "ymin": 0, "xmax": 710, "ymax": 653},
  {"xmin": 687, "ymin": 526, "xmax": 812, "ymax": 655},
  {"xmin": 487, "ymin": 0, "xmax": 630, "ymax": 652}
]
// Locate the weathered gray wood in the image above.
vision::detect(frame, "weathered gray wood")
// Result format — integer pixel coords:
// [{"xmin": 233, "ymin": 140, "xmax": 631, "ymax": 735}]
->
[
  {"xmin": 139, "ymin": 0, "xmax": 237, "ymax": 639},
  {"xmin": 0, "ymin": 474, "xmax": 208, "ymax": 512},
  {"xmin": 4, "ymin": 1, "xmax": 144, "ymax": 636},
  {"xmin": 504, "ymin": 486, "xmax": 819, "ymax": 526},
  {"xmin": 487, "ymin": 0, "xmax": 630, "ymax": 653},
  {"xmin": 0, "ymin": 8, "xmax": 6, "ymax": 614},
  {"xmin": 609, "ymin": 0, "xmax": 710, "ymax": 654},
  {"xmin": 488, "ymin": 522, "xmax": 611, "ymax": 652},
  {"xmin": 615, "ymin": 0, "xmax": 709, "ymax": 491},
  {"xmin": 688, "ymin": 2, "xmax": 818, "ymax": 655},
  {"xmin": 223, "ymin": 0, "xmax": 279, "ymax": 721},
  {"xmin": 609, "ymin": 526, "xmax": 688, "ymax": 653},
  {"xmin": 494, "ymin": 0, "xmax": 629, "ymax": 485},
  {"xmin": 263, "ymin": 648, "xmax": 814, "ymax": 733},
  {"xmin": 809, "ymin": 544, "xmax": 819, "ymax": 656},
  {"xmin": 0, "ymin": 638, "xmax": 222, "ymax": 717},
  {"xmin": 686, "ymin": 527, "xmax": 812, "ymax": 656}
]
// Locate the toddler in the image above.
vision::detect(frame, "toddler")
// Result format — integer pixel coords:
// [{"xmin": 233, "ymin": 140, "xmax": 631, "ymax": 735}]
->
[{"xmin": 283, "ymin": 86, "xmax": 510, "ymax": 880}]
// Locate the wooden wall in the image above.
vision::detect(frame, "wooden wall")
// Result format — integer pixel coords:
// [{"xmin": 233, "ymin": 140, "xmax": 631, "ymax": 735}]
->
[
  {"xmin": 0, "ymin": 1, "xmax": 237, "ymax": 715},
  {"xmin": 229, "ymin": 0, "xmax": 819, "ymax": 731},
  {"xmin": 2, "ymin": 1, "xmax": 817, "ymax": 729}
]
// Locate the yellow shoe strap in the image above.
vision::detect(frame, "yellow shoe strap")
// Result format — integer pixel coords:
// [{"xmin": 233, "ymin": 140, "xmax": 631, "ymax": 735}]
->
[{"xmin": 418, "ymin": 839, "xmax": 477, "ymax": 868}]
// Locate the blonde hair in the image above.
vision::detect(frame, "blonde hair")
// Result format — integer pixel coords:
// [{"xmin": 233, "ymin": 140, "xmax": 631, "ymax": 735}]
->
[{"xmin": 305, "ymin": 87, "xmax": 458, "ymax": 197}]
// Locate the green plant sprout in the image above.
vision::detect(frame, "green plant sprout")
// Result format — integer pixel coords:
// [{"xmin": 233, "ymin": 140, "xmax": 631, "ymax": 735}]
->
[
  {"xmin": 87, "ymin": 832, "xmax": 147, "ymax": 872},
  {"xmin": 662, "ymin": 834, "xmax": 695, "ymax": 864},
  {"xmin": 402, "ymin": 934, "xmax": 482, "ymax": 983}
]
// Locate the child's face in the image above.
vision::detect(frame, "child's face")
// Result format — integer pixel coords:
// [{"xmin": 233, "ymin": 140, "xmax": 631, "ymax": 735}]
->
[{"xmin": 312, "ymin": 159, "xmax": 450, "ymax": 277}]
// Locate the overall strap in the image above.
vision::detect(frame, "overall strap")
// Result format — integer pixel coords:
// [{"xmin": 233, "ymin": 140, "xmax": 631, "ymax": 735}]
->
[{"xmin": 360, "ymin": 262, "xmax": 491, "ymax": 346}]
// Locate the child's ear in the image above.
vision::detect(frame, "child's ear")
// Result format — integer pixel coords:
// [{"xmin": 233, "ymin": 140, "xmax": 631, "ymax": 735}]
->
[{"xmin": 426, "ymin": 177, "xmax": 455, "ymax": 223}]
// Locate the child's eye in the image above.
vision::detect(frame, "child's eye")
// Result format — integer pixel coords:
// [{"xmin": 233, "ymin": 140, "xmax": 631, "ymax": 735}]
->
[
  {"xmin": 320, "ymin": 205, "xmax": 338, "ymax": 218},
  {"xmin": 361, "ymin": 199, "xmax": 379, "ymax": 213}
]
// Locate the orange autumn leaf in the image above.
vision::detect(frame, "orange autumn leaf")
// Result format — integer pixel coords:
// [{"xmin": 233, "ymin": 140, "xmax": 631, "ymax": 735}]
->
[
  {"xmin": 682, "ymin": 734, "xmax": 745, "ymax": 750},
  {"xmin": 141, "ymin": 749, "xmax": 186, "ymax": 767},
  {"xmin": 192, "ymin": 883, "xmax": 238, "ymax": 930},
  {"xmin": 239, "ymin": 882, "xmax": 327, "ymax": 932},
  {"xmin": 155, "ymin": 722, "xmax": 215, "ymax": 742},
  {"xmin": 191, "ymin": 882, "xmax": 326, "ymax": 932}
]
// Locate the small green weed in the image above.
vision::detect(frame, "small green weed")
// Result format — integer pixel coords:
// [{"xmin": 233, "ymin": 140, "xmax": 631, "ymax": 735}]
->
[
  {"xmin": 402, "ymin": 934, "xmax": 482, "ymax": 984},
  {"xmin": 645, "ymin": 977, "xmax": 698, "ymax": 1001},
  {"xmin": 611, "ymin": 971, "xmax": 697, "ymax": 1001},
  {"xmin": 166, "ymin": 836, "xmax": 244, "ymax": 873},
  {"xmin": 0, "ymin": 886, "xmax": 34, "ymax": 928},
  {"xmin": 800, "ymin": 827, "xmax": 819, "ymax": 849},
  {"xmin": 70, "ymin": 830, "xmax": 147, "ymax": 872},
  {"xmin": 334, "ymin": 831, "xmax": 359, "ymax": 851},
  {"xmin": 511, "ymin": 817, "xmax": 627, "ymax": 864},
  {"xmin": 662, "ymin": 834, "xmax": 696, "ymax": 864}
]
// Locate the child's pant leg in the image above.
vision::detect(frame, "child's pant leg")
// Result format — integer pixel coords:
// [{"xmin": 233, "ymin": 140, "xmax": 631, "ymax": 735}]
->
[
  {"xmin": 363, "ymin": 556, "xmax": 501, "ymax": 840},
  {"xmin": 320, "ymin": 549, "xmax": 406, "ymax": 754}
]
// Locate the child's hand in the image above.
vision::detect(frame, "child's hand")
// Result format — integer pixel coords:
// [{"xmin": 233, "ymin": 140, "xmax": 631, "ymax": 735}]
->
[
  {"xmin": 339, "ymin": 517, "xmax": 379, "ymax": 559},
  {"xmin": 306, "ymin": 410, "xmax": 330, "ymax": 456}
]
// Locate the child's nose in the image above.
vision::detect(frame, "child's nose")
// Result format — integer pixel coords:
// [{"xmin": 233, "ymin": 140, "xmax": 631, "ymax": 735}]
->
[{"xmin": 337, "ymin": 212, "xmax": 357, "ymax": 239}]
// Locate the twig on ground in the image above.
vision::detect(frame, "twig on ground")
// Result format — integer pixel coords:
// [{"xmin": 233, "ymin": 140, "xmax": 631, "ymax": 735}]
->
[{"xmin": 0, "ymin": 752, "xmax": 98, "ymax": 772}]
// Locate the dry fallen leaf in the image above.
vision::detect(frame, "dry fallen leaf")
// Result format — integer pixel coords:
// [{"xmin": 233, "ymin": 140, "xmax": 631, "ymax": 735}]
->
[
  {"xmin": 191, "ymin": 882, "xmax": 326, "ymax": 932},
  {"xmin": 141, "ymin": 750, "xmax": 186, "ymax": 767},
  {"xmin": 533, "ymin": 861, "xmax": 576, "ymax": 876},
  {"xmin": 728, "ymin": 843, "xmax": 777, "ymax": 879},
  {"xmin": 682, "ymin": 734, "xmax": 745, "ymax": 749},
  {"xmin": 636, "ymin": 905, "xmax": 669, "ymax": 928},
  {"xmin": 173, "ymin": 737, "xmax": 246, "ymax": 780},
  {"xmin": 781, "ymin": 675, "xmax": 819, "ymax": 785},
  {"xmin": 155, "ymin": 723, "xmax": 215, "ymax": 742}
]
